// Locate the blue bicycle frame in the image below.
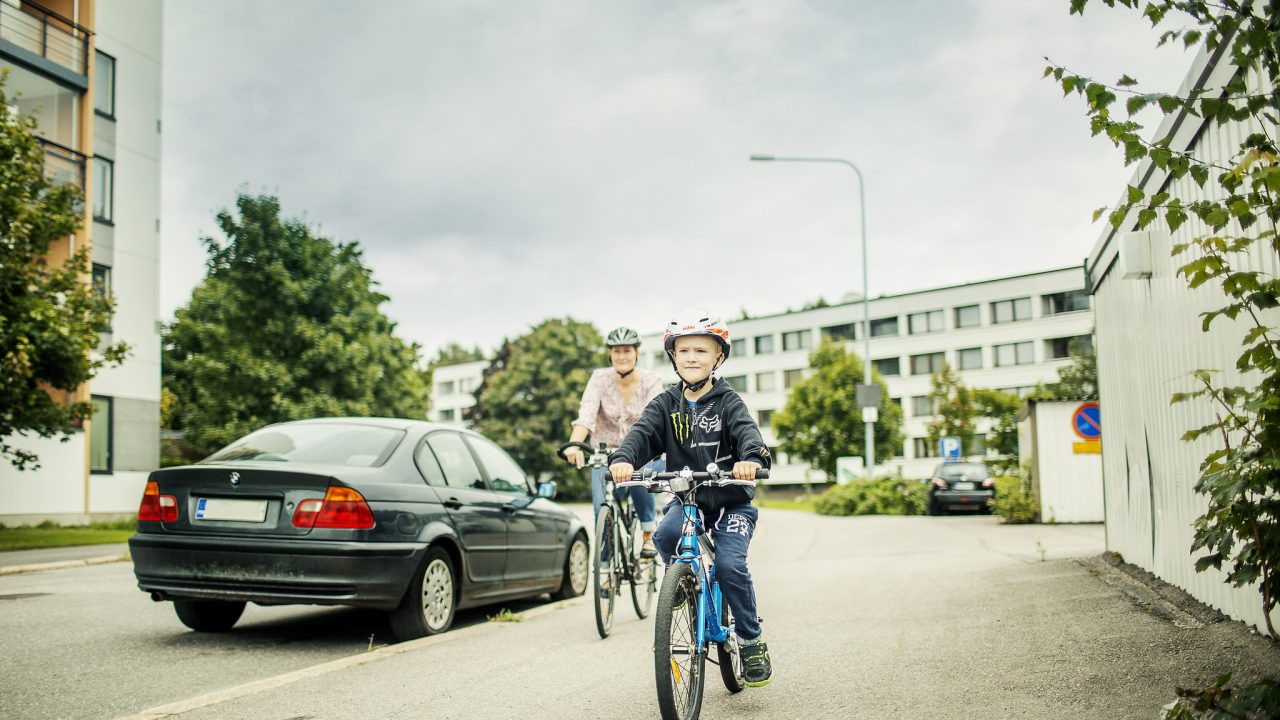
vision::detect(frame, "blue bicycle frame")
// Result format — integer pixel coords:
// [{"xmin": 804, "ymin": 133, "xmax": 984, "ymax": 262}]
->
[{"xmin": 674, "ymin": 502, "xmax": 731, "ymax": 653}]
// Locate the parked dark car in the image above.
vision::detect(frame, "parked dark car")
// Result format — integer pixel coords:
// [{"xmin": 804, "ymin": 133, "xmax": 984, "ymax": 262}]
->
[
  {"xmin": 129, "ymin": 418, "xmax": 589, "ymax": 640},
  {"xmin": 926, "ymin": 462, "xmax": 995, "ymax": 515}
]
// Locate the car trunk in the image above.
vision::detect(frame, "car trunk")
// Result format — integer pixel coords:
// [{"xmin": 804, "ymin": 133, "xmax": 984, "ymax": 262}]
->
[{"xmin": 149, "ymin": 464, "xmax": 338, "ymax": 538}]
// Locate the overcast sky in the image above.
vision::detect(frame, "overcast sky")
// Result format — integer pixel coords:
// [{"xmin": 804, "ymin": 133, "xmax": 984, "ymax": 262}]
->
[{"xmin": 161, "ymin": 0, "xmax": 1194, "ymax": 360}]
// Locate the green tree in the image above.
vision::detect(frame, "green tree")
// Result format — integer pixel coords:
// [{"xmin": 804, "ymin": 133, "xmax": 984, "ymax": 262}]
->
[
  {"xmin": 163, "ymin": 194, "xmax": 430, "ymax": 456},
  {"xmin": 773, "ymin": 340, "xmax": 904, "ymax": 479},
  {"xmin": 0, "ymin": 76, "xmax": 128, "ymax": 470},
  {"xmin": 974, "ymin": 388, "xmax": 1023, "ymax": 474},
  {"xmin": 1053, "ymin": 1, "xmax": 1279, "ymax": 640},
  {"xmin": 467, "ymin": 318, "xmax": 603, "ymax": 499},
  {"xmin": 924, "ymin": 364, "xmax": 979, "ymax": 456},
  {"xmin": 431, "ymin": 343, "xmax": 486, "ymax": 367}
]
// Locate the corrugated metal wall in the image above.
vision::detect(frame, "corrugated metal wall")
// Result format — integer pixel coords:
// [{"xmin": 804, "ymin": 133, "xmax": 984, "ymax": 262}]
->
[{"xmin": 1091, "ymin": 61, "xmax": 1278, "ymax": 633}]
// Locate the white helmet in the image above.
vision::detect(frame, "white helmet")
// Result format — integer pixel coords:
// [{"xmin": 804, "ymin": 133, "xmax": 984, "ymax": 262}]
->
[{"xmin": 663, "ymin": 309, "xmax": 732, "ymax": 359}]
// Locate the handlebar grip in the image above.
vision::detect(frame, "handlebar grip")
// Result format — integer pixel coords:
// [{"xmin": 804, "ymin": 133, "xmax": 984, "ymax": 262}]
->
[
  {"xmin": 556, "ymin": 441, "xmax": 593, "ymax": 460},
  {"xmin": 756, "ymin": 469, "xmax": 769, "ymax": 480}
]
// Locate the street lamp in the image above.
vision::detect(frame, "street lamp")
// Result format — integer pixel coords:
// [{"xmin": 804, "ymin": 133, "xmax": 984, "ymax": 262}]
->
[{"xmin": 749, "ymin": 154, "xmax": 877, "ymax": 479}]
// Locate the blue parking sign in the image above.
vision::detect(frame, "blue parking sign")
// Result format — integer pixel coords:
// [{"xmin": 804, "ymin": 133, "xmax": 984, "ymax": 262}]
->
[{"xmin": 939, "ymin": 437, "xmax": 962, "ymax": 462}]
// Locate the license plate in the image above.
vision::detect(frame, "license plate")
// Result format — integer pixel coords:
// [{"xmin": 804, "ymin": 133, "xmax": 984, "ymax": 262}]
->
[
  {"xmin": 953, "ymin": 482, "xmax": 975, "ymax": 491},
  {"xmin": 195, "ymin": 498, "xmax": 268, "ymax": 522}
]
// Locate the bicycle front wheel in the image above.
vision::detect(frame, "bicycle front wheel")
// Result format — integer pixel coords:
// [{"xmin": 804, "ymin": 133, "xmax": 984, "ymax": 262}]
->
[
  {"xmin": 654, "ymin": 563, "xmax": 705, "ymax": 720},
  {"xmin": 631, "ymin": 549, "xmax": 657, "ymax": 619},
  {"xmin": 717, "ymin": 594, "xmax": 745, "ymax": 693},
  {"xmin": 593, "ymin": 507, "xmax": 618, "ymax": 639}
]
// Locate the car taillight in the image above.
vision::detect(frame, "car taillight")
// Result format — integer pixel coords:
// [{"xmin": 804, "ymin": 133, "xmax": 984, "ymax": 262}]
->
[
  {"xmin": 292, "ymin": 486, "xmax": 374, "ymax": 529},
  {"xmin": 138, "ymin": 481, "xmax": 178, "ymax": 522}
]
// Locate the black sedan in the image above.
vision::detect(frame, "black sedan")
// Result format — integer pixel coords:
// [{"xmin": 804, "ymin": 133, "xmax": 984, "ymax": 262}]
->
[
  {"xmin": 129, "ymin": 418, "xmax": 589, "ymax": 640},
  {"xmin": 926, "ymin": 462, "xmax": 996, "ymax": 515}
]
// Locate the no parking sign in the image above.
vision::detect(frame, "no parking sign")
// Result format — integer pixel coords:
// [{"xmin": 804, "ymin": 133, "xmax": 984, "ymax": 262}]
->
[{"xmin": 1072, "ymin": 402, "xmax": 1101, "ymax": 453}]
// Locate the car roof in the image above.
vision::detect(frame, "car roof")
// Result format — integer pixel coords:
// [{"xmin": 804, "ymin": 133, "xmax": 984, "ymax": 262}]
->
[{"xmin": 275, "ymin": 417, "xmax": 445, "ymax": 432}]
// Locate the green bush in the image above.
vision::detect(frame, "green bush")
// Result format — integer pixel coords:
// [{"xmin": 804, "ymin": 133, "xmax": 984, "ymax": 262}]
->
[
  {"xmin": 814, "ymin": 477, "xmax": 928, "ymax": 517},
  {"xmin": 992, "ymin": 474, "xmax": 1038, "ymax": 524}
]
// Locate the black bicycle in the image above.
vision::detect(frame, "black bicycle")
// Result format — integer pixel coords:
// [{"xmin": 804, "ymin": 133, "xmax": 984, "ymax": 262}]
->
[{"xmin": 558, "ymin": 441, "xmax": 658, "ymax": 638}]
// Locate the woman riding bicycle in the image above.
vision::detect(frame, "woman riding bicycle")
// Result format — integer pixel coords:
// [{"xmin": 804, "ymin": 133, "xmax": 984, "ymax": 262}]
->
[{"xmin": 563, "ymin": 326, "xmax": 665, "ymax": 558}]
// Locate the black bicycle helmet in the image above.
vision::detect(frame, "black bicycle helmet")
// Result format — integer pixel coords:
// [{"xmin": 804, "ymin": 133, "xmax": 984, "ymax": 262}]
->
[{"xmin": 605, "ymin": 326, "xmax": 641, "ymax": 347}]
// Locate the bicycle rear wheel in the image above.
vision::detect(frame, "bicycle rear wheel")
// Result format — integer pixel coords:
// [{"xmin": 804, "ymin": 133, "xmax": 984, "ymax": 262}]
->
[
  {"xmin": 654, "ymin": 563, "xmax": 705, "ymax": 720},
  {"xmin": 593, "ymin": 507, "xmax": 618, "ymax": 639},
  {"xmin": 716, "ymin": 593, "xmax": 745, "ymax": 693}
]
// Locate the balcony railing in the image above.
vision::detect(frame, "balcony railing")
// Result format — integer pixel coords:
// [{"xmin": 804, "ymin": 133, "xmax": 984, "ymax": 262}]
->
[
  {"xmin": 38, "ymin": 136, "xmax": 85, "ymax": 189},
  {"xmin": 0, "ymin": 0, "xmax": 90, "ymax": 77}
]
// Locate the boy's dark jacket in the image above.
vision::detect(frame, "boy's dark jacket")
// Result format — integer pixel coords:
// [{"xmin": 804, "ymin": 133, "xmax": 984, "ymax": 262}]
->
[{"xmin": 610, "ymin": 377, "xmax": 771, "ymax": 515}]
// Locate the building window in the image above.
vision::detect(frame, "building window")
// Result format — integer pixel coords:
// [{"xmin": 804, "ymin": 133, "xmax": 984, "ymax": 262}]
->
[
  {"xmin": 8, "ymin": 64, "xmax": 80, "ymax": 150},
  {"xmin": 994, "ymin": 341, "xmax": 1035, "ymax": 367},
  {"xmin": 1046, "ymin": 334, "xmax": 1093, "ymax": 360},
  {"xmin": 730, "ymin": 340, "xmax": 748, "ymax": 358},
  {"xmin": 437, "ymin": 380, "xmax": 456, "ymax": 395},
  {"xmin": 757, "ymin": 409, "xmax": 774, "ymax": 428},
  {"xmin": 957, "ymin": 347, "xmax": 983, "ymax": 370},
  {"xmin": 1042, "ymin": 290, "xmax": 1090, "ymax": 315},
  {"xmin": 913, "ymin": 438, "xmax": 937, "ymax": 459},
  {"xmin": 783, "ymin": 368, "xmax": 806, "ymax": 389},
  {"xmin": 908, "ymin": 309, "xmax": 944, "ymax": 334},
  {"xmin": 653, "ymin": 351, "xmax": 667, "ymax": 367},
  {"xmin": 459, "ymin": 377, "xmax": 476, "ymax": 393},
  {"xmin": 872, "ymin": 357, "xmax": 900, "ymax": 377},
  {"xmin": 910, "ymin": 352, "xmax": 945, "ymax": 376},
  {"xmin": 755, "ymin": 371, "xmax": 777, "ymax": 392},
  {"xmin": 92, "ymin": 156, "xmax": 113, "ymax": 222},
  {"xmin": 869, "ymin": 316, "xmax": 899, "ymax": 337},
  {"xmin": 91, "ymin": 263, "xmax": 111, "ymax": 301},
  {"xmin": 90, "ymin": 395, "xmax": 112, "ymax": 473},
  {"xmin": 911, "ymin": 395, "xmax": 932, "ymax": 417},
  {"xmin": 95, "ymin": 50, "xmax": 116, "ymax": 118},
  {"xmin": 439, "ymin": 408, "xmax": 456, "ymax": 422},
  {"xmin": 754, "ymin": 335, "xmax": 775, "ymax": 355},
  {"xmin": 991, "ymin": 297, "xmax": 1032, "ymax": 323},
  {"xmin": 821, "ymin": 323, "xmax": 856, "ymax": 342},
  {"xmin": 782, "ymin": 329, "xmax": 813, "ymax": 352},
  {"xmin": 955, "ymin": 305, "xmax": 981, "ymax": 328},
  {"xmin": 971, "ymin": 434, "xmax": 988, "ymax": 455},
  {"xmin": 724, "ymin": 375, "xmax": 747, "ymax": 392},
  {"xmin": 998, "ymin": 385, "xmax": 1037, "ymax": 398}
]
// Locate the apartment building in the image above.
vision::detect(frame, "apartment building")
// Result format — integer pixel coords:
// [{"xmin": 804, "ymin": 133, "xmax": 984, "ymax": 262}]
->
[
  {"xmin": 429, "ymin": 360, "xmax": 488, "ymax": 425},
  {"xmin": 429, "ymin": 267, "xmax": 1093, "ymax": 482},
  {"xmin": 0, "ymin": 0, "xmax": 163, "ymax": 524}
]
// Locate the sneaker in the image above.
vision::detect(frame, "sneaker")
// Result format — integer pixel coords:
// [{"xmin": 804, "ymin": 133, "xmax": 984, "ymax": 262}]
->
[
  {"xmin": 640, "ymin": 539, "xmax": 658, "ymax": 559},
  {"xmin": 740, "ymin": 641, "xmax": 772, "ymax": 687}
]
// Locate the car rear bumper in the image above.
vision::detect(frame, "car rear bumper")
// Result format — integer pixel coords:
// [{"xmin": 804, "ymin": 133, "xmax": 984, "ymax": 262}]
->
[
  {"xmin": 935, "ymin": 489, "xmax": 994, "ymax": 509},
  {"xmin": 129, "ymin": 533, "xmax": 425, "ymax": 610}
]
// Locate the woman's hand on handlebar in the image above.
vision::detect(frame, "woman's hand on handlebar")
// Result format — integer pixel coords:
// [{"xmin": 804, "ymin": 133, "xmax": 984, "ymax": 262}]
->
[
  {"xmin": 610, "ymin": 462, "xmax": 634, "ymax": 484},
  {"xmin": 732, "ymin": 461, "xmax": 762, "ymax": 481},
  {"xmin": 563, "ymin": 445, "xmax": 585, "ymax": 469}
]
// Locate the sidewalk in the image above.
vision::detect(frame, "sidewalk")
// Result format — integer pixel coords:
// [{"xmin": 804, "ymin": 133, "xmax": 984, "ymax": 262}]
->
[{"xmin": 0, "ymin": 543, "xmax": 129, "ymax": 575}]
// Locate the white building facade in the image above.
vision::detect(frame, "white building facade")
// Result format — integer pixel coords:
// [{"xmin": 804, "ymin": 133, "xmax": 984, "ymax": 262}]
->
[
  {"xmin": 1086, "ymin": 41, "xmax": 1276, "ymax": 634},
  {"xmin": 428, "ymin": 360, "xmax": 488, "ymax": 425},
  {"xmin": 430, "ymin": 267, "xmax": 1094, "ymax": 482},
  {"xmin": 0, "ymin": 0, "xmax": 163, "ymax": 524}
]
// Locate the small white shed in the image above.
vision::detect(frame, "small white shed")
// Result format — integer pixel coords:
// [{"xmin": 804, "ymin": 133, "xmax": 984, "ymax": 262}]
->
[{"xmin": 1017, "ymin": 400, "xmax": 1104, "ymax": 523}]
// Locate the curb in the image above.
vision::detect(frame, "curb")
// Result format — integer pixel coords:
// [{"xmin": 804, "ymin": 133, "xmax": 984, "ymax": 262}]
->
[
  {"xmin": 0, "ymin": 553, "xmax": 129, "ymax": 576},
  {"xmin": 1076, "ymin": 555, "xmax": 1207, "ymax": 629}
]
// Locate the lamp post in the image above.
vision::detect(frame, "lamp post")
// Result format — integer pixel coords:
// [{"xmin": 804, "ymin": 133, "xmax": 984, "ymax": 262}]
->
[{"xmin": 749, "ymin": 154, "xmax": 876, "ymax": 479}]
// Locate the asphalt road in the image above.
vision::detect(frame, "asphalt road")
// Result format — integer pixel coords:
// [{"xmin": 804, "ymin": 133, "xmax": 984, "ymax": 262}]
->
[{"xmin": 3, "ymin": 510, "xmax": 1277, "ymax": 720}]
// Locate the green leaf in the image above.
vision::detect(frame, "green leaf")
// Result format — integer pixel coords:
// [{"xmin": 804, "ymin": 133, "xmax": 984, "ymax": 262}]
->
[
  {"xmin": 1116, "ymin": 74, "xmax": 1139, "ymax": 87},
  {"xmin": 1127, "ymin": 185, "xmax": 1145, "ymax": 203},
  {"xmin": 1091, "ymin": 206, "xmax": 1109, "ymax": 222},
  {"xmin": 1189, "ymin": 164, "xmax": 1210, "ymax": 187},
  {"xmin": 1157, "ymin": 95, "xmax": 1181, "ymax": 114}
]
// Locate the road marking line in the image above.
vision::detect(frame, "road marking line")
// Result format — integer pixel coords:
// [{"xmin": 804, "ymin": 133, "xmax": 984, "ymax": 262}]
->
[{"xmin": 111, "ymin": 595, "xmax": 587, "ymax": 720}]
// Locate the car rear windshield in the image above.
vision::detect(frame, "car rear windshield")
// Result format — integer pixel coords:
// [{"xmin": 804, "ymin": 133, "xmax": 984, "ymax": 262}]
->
[
  {"xmin": 204, "ymin": 423, "xmax": 406, "ymax": 467},
  {"xmin": 938, "ymin": 464, "xmax": 991, "ymax": 481}
]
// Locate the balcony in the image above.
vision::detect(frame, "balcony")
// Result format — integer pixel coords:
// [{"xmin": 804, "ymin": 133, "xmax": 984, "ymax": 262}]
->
[
  {"xmin": 38, "ymin": 136, "xmax": 85, "ymax": 189},
  {"xmin": 0, "ymin": 0, "xmax": 90, "ymax": 77}
]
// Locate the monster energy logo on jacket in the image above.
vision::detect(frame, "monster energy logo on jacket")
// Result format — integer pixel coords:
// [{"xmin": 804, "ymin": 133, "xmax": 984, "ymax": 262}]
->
[{"xmin": 613, "ymin": 378, "xmax": 771, "ymax": 514}]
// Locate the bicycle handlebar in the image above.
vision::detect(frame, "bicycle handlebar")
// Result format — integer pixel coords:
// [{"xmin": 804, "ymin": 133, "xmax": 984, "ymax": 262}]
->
[
  {"xmin": 557, "ymin": 441, "xmax": 617, "ymax": 466},
  {"xmin": 616, "ymin": 465, "xmax": 769, "ymax": 491}
]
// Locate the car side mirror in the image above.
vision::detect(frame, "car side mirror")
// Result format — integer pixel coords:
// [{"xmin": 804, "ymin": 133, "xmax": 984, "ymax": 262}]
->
[{"xmin": 536, "ymin": 481, "xmax": 557, "ymax": 499}]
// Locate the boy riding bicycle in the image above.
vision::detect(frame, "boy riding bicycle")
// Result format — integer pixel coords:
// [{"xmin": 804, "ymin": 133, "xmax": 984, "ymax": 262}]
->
[{"xmin": 609, "ymin": 310, "xmax": 774, "ymax": 687}]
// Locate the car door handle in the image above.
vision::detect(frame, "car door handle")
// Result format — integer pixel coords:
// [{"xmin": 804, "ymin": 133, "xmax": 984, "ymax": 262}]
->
[
  {"xmin": 501, "ymin": 503, "xmax": 517, "ymax": 513},
  {"xmin": 443, "ymin": 498, "xmax": 463, "ymax": 510}
]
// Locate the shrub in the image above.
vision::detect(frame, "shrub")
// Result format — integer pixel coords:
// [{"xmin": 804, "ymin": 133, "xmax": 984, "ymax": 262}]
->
[
  {"xmin": 992, "ymin": 474, "xmax": 1038, "ymax": 524},
  {"xmin": 814, "ymin": 477, "xmax": 928, "ymax": 517}
]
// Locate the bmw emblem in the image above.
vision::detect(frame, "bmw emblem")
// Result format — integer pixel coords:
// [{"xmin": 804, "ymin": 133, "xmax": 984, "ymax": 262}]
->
[{"xmin": 229, "ymin": 472, "xmax": 241, "ymax": 486}]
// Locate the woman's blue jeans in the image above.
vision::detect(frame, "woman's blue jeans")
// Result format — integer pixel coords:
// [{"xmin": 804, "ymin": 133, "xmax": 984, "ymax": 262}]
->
[{"xmin": 591, "ymin": 457, "xmax": 662, "ymax": 532}]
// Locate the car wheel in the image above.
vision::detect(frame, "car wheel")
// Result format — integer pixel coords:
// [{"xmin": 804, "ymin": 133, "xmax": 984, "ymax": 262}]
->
[
  {"xmin": 551, "ymin": 532, "xmax": 589, "ymax": 600},
  {"xmin": 390, "ymin": 546, "xmax": 457, "ymax": 641},
  {"xmin": 173, "ymin": 599, "xmax": 245, "ymax": 632}
]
